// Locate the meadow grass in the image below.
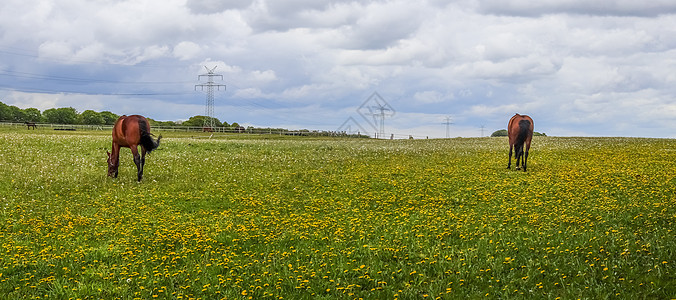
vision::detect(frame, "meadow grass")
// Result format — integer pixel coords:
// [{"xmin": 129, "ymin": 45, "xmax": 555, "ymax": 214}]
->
[{"xmin": 0, "ymin": 129, "xmax": 674, "ymax": 299}]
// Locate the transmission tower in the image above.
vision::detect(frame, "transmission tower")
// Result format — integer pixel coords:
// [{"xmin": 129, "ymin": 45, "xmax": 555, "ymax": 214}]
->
[
  {"xmin": 358, "ymin": 92, "xmax": 395, "ymax": 139},
  {"xmin": 369, "ymin": 103, "xmax": 393, "ymax": 138},
  {"xmin": 442, "ymin": 116, "xmax": 454, "ymax": 138},
  {"xmin": 195, "ymin": 66, "xmax": 226, "ymax": 129}
]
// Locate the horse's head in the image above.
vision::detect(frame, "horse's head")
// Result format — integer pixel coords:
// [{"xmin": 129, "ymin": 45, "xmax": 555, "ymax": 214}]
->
[{"xmin": 106, "ymin": 151, "xmax": 119, "ymax": 178}]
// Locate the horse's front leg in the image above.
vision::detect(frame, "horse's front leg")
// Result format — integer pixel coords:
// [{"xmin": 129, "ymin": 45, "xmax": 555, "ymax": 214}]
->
[
  {"xmin": 131, "ymin": 146, "xmax": 143, "ymax": 182},
  {"xmin": 140, "ymin": 147, "xmax": 147, "ymax": 180},
  {"xmin": 108, "ymin": 144, "xmax": 121, "ymax": 178}
]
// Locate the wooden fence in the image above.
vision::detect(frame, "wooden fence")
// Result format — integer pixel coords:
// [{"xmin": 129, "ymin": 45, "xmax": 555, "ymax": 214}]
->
[{"xmin": 0, "ymin": 122, "xmax": 374, "ymax": 138}]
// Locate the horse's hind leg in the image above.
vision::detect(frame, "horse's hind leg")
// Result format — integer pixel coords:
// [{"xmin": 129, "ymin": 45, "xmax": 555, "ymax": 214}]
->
[
  {"xmin": 523, "ymin": 142, "xmax": 531, "ymax": 172},
  {"xmin": 515, "ymin": 145, "xmax": 523, "ymax": 170},
  {"xmin": 131, "ymin": 146, "xmax": 143, "ymax": 182},
  {"xmin": 507, "ymin": 144, "xmax": 513, "ymax": 169}
]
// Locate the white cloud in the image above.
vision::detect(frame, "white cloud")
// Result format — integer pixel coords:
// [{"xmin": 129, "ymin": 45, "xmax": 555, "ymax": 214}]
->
[
  {"xmin": 250, "ymin": 70, "xmax": 277, "ymax": 82},
  {"xmin": 138, "ymin": 45, "xmax": 171, "ymax": 62},
  {"xmin": 477, "ymin": 0, "xmax": 676, "ymax": 17},
  {"xmin": 340, "ymin": 1, "xmax": 427, "ymax": 50},
  {"xmin": 186, "ymin": 0, "xmax": 253, "ymax": 14},
  {"xmin": 233, "ymin": 87, "xmax": 266, "ymax": 99},
  {"xmin": 195, "ymin": 60, "xmax": 242, "ymax": 74},
  {"xmin": 5, "ymin": 91, "xmax": 61, "ymax": 111},
  {"xmin": 452, "ymin": 55, "xmax": 561, "ymax": 80},
  {"xmin": 174, "ymin": 41, "xmax": 202, "ymax": 60},
  {"xmin": 413, "ymin": 91, "xmax": 453, "ymax": 104},
  {"xmin": 5, "ymin": 91, "xmax": 105, "ymax": 112},
  {"xmin": 37, "ymin": 41, "xmax": 74, "ymax": 61}
]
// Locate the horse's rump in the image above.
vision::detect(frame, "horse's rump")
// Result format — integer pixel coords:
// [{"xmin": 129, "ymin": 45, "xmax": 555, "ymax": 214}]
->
[
  {"xmin": 516, "ymin": 119, "xmax": 531, "ymax": 146},
  {"xmin": 112, "ymin": 115, "xmax": 160, "ymax": 151},
  {"xmin": 508, "ymin": 114, "xmax": 533, "ymax": 144}
]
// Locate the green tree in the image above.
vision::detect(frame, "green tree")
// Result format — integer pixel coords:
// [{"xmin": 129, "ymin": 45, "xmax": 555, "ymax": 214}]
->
[
  {"xmin": 79, "ymin": 110, "xmax": 105, "ymax": 125},
  {"xmin": 0, "ymin": 102, "xmax": 27, "ymax": 122},
  {"xmin": 99, "ymin": 111, "xmax": 120, "ymax": 125},
  {"xmin": 491, "ymin": 129, "xmax": 547, "ymax": 137},
  {"xmin": 182, "ymin": 115, "xmax": 222, "ymax": 127},
  {"xmin": 491, "ymin": 129, "xmax": 508, "ymax": 137},
  {"xmin": 43, "ymin": 107, "xmax": 78, "ymax": 124},
  {"xmin": 23, "ymin": 108, "xmax": 42, "ymax": 122},
  {"xmin": 149, "ymin": 118, "xmax": 177, "ymax": 127},
  {"xmin": 7, "ymin": 105, "xmax": 25, "ymax": 122},
  {"xmin": 0, "ymin": 101, "xmax": 8, "ymax": 121}
]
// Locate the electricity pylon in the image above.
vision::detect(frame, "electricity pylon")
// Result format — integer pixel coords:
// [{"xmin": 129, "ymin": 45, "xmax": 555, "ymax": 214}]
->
[
  {"xmin": 358, "ymin": 92, "xmax": 395, "ymax": 139},
  {"xmin": 195, "ymin": 66, "xmax": 226, "ymax": 129},
  {"xmin": 369, "ymin": 103, "xmax": 393, "ymax": 138},
  {"xmin": 443, "ymin": 116, "xmax": 453, "ymax": 138}
]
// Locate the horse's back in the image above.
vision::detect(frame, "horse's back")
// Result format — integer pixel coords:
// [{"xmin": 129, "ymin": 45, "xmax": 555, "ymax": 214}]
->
[
  {"xmin": 509, "ymin": 114, "xmax": 533, "ymax": 129},
  {"xmin": 112, "ymin": 115, "xmax": 149, "ymax": 147}
]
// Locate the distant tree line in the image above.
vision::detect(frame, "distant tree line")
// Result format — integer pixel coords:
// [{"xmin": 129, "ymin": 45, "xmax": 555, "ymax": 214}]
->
[
  {"xmin": 0, "ymin": 100, "xmax": 241, "ymax": 128},
  {"xmin": 0, "ymin": 101, "xmax": 117, "ymax": 125},
  {"xmin": 490, "ymin": 129, "xmax": 547, "ymax": 137},
  {"xmin": 151, "ymin": 115, "xmax": 240, "ymax": 129}
]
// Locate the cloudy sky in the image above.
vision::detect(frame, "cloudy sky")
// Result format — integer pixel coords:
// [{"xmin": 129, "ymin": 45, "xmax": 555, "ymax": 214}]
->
[{"xmin": 1, "ymin": 0, "xmax": 676, "ymax": 138}]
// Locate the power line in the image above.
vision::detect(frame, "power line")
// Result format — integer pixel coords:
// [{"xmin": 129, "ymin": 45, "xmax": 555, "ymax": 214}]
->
[
  {"xmin": 0, "ymin": 69, "xmax": 193, "ymax": 85},
  {"xmin": 0, "ymin": 45, "xmax": 178, "ymax": 68},
  {"xmin": 0, "ymin": 65, "xmax": 194, "ymax": 96},
  {"xmin": 0, "ymin": 85, "xmax": 193, "ymax": 96}
]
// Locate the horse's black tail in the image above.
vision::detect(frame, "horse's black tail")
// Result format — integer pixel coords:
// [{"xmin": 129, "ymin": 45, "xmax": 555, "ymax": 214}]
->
[
  {"xmin": 516, "ymin": 119, "xmax": 531, "ymax": 146},
  {"xmin": 139, "ymin": 118, "xmax": 161, "ymax": 153}
]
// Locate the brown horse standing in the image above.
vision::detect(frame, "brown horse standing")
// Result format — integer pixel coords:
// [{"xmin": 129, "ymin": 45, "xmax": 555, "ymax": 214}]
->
[
  {"xmin": 507, "ymin": 113, "xmax": 534, "ymax": 171},
  {"xmin": 107, "ymin": 115, "xmax": 161, "ymax": 181}
]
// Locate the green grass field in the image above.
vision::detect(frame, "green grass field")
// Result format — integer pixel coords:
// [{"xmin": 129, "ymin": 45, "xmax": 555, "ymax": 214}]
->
[{"xmin": 1, "ymin": 129, "xmax": 674, "ymax": 299}]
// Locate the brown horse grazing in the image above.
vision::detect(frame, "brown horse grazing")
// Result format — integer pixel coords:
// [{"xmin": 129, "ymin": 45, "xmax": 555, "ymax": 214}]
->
[
  {"xmin": 507, "ymin": 113, "xmax": 534, "ymax": 171},
  {"xmin": 107, "ymin": 115, "xmax": 161, "ymax": 181}
]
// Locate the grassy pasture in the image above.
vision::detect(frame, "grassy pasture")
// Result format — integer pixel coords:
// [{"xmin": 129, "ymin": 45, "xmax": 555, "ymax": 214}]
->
[{"xmin": 0, "ymin": 129, "xmax": 674, "ymax": 299}]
